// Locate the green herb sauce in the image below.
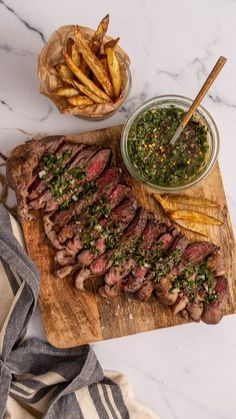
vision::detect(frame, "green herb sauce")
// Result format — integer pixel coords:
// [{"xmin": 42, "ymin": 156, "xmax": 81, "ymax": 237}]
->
[{"xmin": 127, "ymin": 106, "xmax": 208, "ymax": 187}]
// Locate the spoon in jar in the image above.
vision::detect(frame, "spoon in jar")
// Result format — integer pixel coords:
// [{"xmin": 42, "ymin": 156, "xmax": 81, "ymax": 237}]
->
[{"xmin": 170, "ymin": 56, "xmax": 227, "ymax": 146}]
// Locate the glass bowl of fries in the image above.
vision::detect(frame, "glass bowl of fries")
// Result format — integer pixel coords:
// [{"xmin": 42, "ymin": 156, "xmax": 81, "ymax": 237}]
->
[
  {"xmin": 38, "ymin": 15, "xmax": 131, "ymax": 120},
  {"xmin": 121, "ymin": 95, "xmax": 220, "ymax": 192}
]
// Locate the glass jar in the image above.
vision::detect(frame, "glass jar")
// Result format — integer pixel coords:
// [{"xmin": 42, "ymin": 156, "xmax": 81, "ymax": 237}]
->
[{"xmin": 121, "ymin": 94, "xmax": 220, "ymax": 192}]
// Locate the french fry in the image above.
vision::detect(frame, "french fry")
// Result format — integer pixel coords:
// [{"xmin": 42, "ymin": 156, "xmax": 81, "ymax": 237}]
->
[
  {"xmin": 55, "ymin": 63, "xmax": 74, "ymax": 85},
  {"xmin": 173, "ymin": 219, "xmax": 208, "ymax": 237},
  {"xmin": 161, "ymin": 193, "xmax": 218, "ymax": 208},
  {"xmin": 74, "ymin": 26, "xmax": 114, "ymax": 97},
  {"xmin": 99, "ymin": 55, "xmax": 109, "ymax": 75},
  {"xmin": 67, "ymin": 95, "xmax": 94, "ymax": 106},
  {"xmin": 72, "ymin": 80, "xmax": 109, "ymax": 103},
  {"xmin": 106, "ymin": 46, "xmax": 121, "ymax": 97},
  {"xmin": 62, "ymin": 51, "xmax": 111, "ymax": 101},
  {"xmin": 154, "ymin": 193, "xmax": 173, "ymax": 211},
  {"xmin": 55, "ymin": 87, "xmax": 79, "ymax": 97},
  {"xmin": 89, "ymin": 14, "xmax": 109, "ymax": 54},
  {"xmin": 104, "ymin": 37, "xmax": 120, "ymax": 52},
  {"xmin": 80, "ymin": 14, "xmax": 110, "ymax": 74},
  {"xmin": 169, "ymin": 210, "xmax": 223, "ymax": 226},
  {"xmin": 66, "ymin": 37, "xmax": 81, "ymax": 67}
]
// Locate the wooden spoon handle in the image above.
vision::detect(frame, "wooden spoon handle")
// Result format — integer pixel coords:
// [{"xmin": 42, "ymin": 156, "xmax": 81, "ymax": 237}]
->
[{"xmin": 181, "ymin": 56, "xmax": 227, "ymax": 128}]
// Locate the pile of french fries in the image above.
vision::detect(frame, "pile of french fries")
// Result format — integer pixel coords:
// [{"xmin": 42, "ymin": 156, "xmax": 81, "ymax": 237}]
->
[
  {"xmin": 54, "ymin": 15, "xmax": 123, "ymax": 110},
  {"xmin": 154, "ymin": 193, "xmax": 223, "ymax": 237}
]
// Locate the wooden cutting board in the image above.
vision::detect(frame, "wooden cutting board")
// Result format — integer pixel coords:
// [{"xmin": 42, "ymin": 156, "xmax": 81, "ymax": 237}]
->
[{"xmin": 21, "ymin": 125, "xmax": 236, "ymax": 348}]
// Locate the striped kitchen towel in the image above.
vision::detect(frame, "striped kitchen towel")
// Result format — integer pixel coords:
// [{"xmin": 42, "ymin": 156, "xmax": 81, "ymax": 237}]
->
[{"xmin": 0, "ymin": 204, "xmax": 159, "ymax": 419}]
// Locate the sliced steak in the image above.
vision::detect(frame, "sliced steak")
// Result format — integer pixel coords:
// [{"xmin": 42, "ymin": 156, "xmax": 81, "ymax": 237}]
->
[
  {"xmin": 105, "ymin": 220, "xmax": 166, "ymax": 286},
  {"xmin": 54, "ymin": 166, "xmax": 120, "ymax": 227},
  {"xmin": 201, "ymin": 276, "xmax": 228, "ymax": 324},
  {"xmin": 58, "ymin": 184, "xmax": 129, "ymax": 244},
  {"xmin": 205, "ymin": 253, "xmax": 226, "ymax": 277},
  {"xmin": 43, "ymin": 213, "xmax": 63, "ymax": 250},
  {"xmin": 7, "ymin": 135, "xmax": 65, "ymax": 219},
  {"xmin": 116, "ymin": 222, "xmax": 169, "ymax": 291},
  {"xmin": 122, "ymin": 229, "xmax": 180, "ymax": 294},
  {"xmin": 136, "ymin": 274, "xmax": 155, "ymax": 301},
  {"xmin": 90, "ymin": 208, "xmax": 148, "ymax": 276},
  {"xmin": 28, "ymin": 143, "xmax": 87, "ymax": 200},
  {"xmin": 74, "ymin": 268, "xmax": 92, "ymax": 290},
  {"xmin": 46, "ymin": 148, "xmax": 111, "ymax": 212},
  {"xmin": 54, "ymin": 250, "xmax": 75, "ymax": 266},
  {"xmin": 182, "ymin": 241, "xmax": 219, "ymax": 264},
  {"xmin": 76, "ymin": 198, "xmax": 138, "ymax": 266},
  {"xmin": 55, "ymin": 265, "xmax": 75, "ymax": 279},
  {"xmin": 186, "ymin": 298, "xmax": 204, "ymax": 322},
  {"xmin": 30, "ymin": 146, "xmax": 99, "ymax": 211},
  {"xmin": 98, "ymin": 282, "xmax": 121, "ymax": 299},
  {"xmin": 155, "ymin": 241, "xmax": 219, "ymax": 307}
]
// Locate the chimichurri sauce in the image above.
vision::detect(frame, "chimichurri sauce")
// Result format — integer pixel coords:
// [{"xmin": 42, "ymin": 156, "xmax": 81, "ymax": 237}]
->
[{"xmin": 127, "ymin": 106, "xmax": 208, "ymax": 187}]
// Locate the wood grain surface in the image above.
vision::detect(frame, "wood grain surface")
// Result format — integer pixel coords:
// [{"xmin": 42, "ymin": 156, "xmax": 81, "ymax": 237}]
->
[{"xmin": 21, "ymin": 125, "xmax": 236, "ymax": 348}]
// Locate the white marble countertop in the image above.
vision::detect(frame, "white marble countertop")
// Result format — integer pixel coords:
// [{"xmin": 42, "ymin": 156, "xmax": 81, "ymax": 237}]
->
[{"xmin": 0, "ymin": 1, "xmax": 236, "ymax": 418}]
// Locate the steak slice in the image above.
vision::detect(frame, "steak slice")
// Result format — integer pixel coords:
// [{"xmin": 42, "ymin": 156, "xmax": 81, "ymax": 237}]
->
[
  {"xmin": 105, "ymin": 220, "xmax": 167, "ymax": 286},
  {"xmin": 55, "ymin": 265, "xmax": 75, "ymax": 279},
  {"xmin": 28, "ymin": 143, "xmax": 87, "ymax": 200},
  {"xmin": 155, "ymin": 241, "xmax": 218, "ymax": 306},
  {"xmin": 122, "ymin": 229, "xmax": 181, "ymax": 294},
  {"xmin": 201, "ymin": 276, "xmax": 228, "ymax": 324},
  {"xmin": 135, "ymin": 274, "xmax": 154, "ymax": 301},
  {"xmin": 54, "ymin": 166, "xmax": 119, "ymax": 227},
  {"xmin": 47, "ymin": 148, "xmax": 111, "ymax": 212},
  {"xmin": 30, "ymin": 146, "xmax": 100, "ymax": 211},
  {"xmin": 77, "ymin": 197, "xmax": 138, "ymax": 265},
  {"xmin": 6, "ymin": 135, "xmax": 65, "ymax": 219},
  {"xmin": 90, "ymin": 208, "xmax": 148, "ymax": 276},
  {"xmin": 58, "ymin": 184, "xmax": 129, "ymax": 244},
  {"xmin": 43, "ymin": 212, "xmax": 63, "ymax": 249}
]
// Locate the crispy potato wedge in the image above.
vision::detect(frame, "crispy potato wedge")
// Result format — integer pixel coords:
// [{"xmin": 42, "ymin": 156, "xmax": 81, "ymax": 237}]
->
[
  {"xmin": 66, "ymin": 37, "xmax": 81, "ymax": 67},
  {"xmin": 72, "ymin": 80, "xmax": 109, "ymax": 103},
  {"xmin": 173, "ymin": 219, "xmax": 208, "ymax": 237},
  {"xmin": 104, "ymin": 37, "xmax": 120, "ymax": 52},
  {"xmin": 62, "ymin": 51, "xmax": 111, "ymax": 101},
  {"xmin": 55, "ymin": 63, "xmax": 74, "ymax": 85},
  {"xmin": 169, "ymin": 210, "xmax": 223, "ymax": 226},
  {"xmin": 74, "ymin": 26, "xmax": 114, "ymax": 97},
  {"xmin": 162, "ymin": 193, "xmax": 219, "ymax": 208},
  {"xmin": 89, "ymin": 14, "xmax": 109, "ymax": 54},
  {"xmin": 67, "ymin": 95, "xmax": 94, "ymax": 106},
  {"xmin": 154, "ymin": 193, "xmax": 173, "ymax": 211},
  {"xmin": 106, "ymin": 46, "xmax": 121, "ymax": 97},
  {"xmin": 100, "ymin": 55, "xmax": 109, "ymax": 75},
  {"xmin": 55, "ymin": 87, "xmax": 79, "ymax": 97},
  {"xmin": 80, "ymin": 13, "xmax": 110, "ymax": 74}
]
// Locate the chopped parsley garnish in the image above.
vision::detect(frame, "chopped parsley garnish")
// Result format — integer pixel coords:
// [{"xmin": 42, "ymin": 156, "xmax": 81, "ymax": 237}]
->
[
  {"xmin": 49, "ymin": 176, "xmax": 70, "ymax": 199},
  {"xmin": 59, "ymin": 200, "xmax": 71, "ymax": 210},
  {"xmin": 169, "ymin": 260, "xmax": 217, "ymax": 303},
  {"xmin": 69, "ymin": 167, "xmax": 86, "ymax": 180}
]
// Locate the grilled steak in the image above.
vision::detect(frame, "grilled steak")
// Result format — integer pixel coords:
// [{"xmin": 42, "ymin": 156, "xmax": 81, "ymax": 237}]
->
[
  {"xmin": 7, "ymin": 136, "xmax": 228, "ymax": 325},
  {"xmin": 54, "ymin": 166, "xmax": 120, "ymax": 227},
  {"xmin": 90, "ymin": 208, "xmax": 148, "ymax": 276},
  {"xmin": 28, "ymin": 143, "xmax": 87, "ymax": 200},
  {"xmin": 77, "ymin": 197, "xmax": 138, "ymax": 266},
  {"xmin": 105, "ymin": 220, "xmax": 166, "ymax": 287},
  {"xmin": 30, "ymin": 146, "xmax": 100, "ymax": 211},
  {"xmin": 7, "ymin": 135, "xmax": 65, "ymax": 219}
]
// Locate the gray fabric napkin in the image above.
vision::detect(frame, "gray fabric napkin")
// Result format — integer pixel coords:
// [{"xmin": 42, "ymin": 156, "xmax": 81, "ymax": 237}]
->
[{"xmin": 0, "ymin": 204, "xmax": 159, "ymax": 419}]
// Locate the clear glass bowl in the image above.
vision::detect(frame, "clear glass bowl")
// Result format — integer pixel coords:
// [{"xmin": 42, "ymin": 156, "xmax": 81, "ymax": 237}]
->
[
  {"xmin": 76, "ymin": 66, "xmax": 132, "ymax": 121},
  {"xmin": 121, "ymin": 95, "xmax": 220, "ymax": 192}
]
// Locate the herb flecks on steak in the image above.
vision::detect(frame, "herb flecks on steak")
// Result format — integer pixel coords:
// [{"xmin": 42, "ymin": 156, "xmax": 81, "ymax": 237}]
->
[{"xmin": 6, "ymin": 136, "xmax": 228, "ymax": 325}]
